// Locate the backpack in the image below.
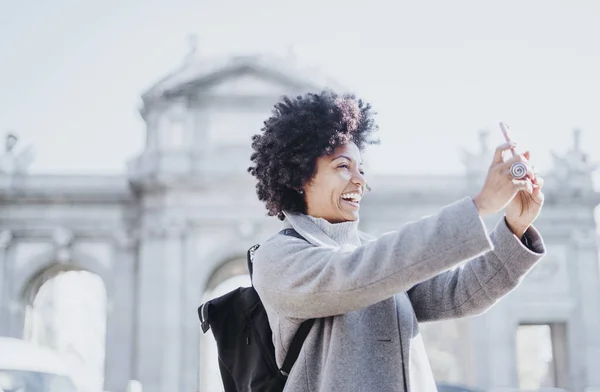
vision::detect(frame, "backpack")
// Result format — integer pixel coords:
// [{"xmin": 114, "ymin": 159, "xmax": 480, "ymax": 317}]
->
[{"xmin": 198, "ymin": 229, "xmax": 315, "ymax": 392}]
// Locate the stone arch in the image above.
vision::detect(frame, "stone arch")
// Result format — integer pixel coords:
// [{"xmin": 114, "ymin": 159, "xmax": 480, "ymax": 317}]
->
[
  {"xmin": 204, "ymin": 255, "xmax": 248, "ymax": 295},
  {"xmin": 17, "ymin": 250, "xmax": 111, "ymax": 392},
  {"xmin": 15, "ymin": 248, "xmax": 113, "ymax": 307},
  {"xmin": 198, "ymin": 233, "xmax": 263, "ymax": 294},
  {"xmin": 4, "ymin": 247, "xmax": 114, "ymax": 339}
]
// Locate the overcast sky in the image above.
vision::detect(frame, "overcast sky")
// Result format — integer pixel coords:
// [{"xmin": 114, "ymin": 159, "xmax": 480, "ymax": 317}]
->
[{"xmin": 1, "ymin": 0, "xmax": 599, "ymax": 180}]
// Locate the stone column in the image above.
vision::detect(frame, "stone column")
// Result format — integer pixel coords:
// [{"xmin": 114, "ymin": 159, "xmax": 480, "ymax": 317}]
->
[
  {"xmin": 470, "ymin": 315, "xmax": 491, "ymax": 389},
  {"xmin": 0, "ymin": 230, "xmax": 13, "ymax": 334},
  {"xmin": 104, "ymin": 230, "xmax": 138, "ymax": 392},
  {"xmin": 483, "ymin": 303, "xmax": 519, "ymax": 389},
  {"xmin": 180, "ymin": 230, "xmax": 206, "ymax": 392},
  {"xmin": 135, "ymin": 216, "xmax": 187, "ymax": 392},
  {"xmin": 6, "ymin": 298, "xmax": 26, "ymax": 338},
  {"xmin": 572, "ymin": 229, "xmax": 600, "ymax": 390},
  {"xmin": 1, "ymin": 230, "xmax": 26, "ymax": 339}
]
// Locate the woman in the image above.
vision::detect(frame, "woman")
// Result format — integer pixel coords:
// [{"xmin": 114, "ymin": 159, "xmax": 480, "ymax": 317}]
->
[{"xmin": 248, "ymin": 91, "xmax": 545, "ymax": 392}]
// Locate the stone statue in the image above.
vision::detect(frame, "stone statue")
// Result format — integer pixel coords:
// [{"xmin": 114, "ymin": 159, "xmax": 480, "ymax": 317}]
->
[
  {"xmin": 551, "ymin": 129, "xmax": 597, "ymax": 178},
  {"xmin": 183, "ymin": 34, "xmax": 200, "ymax": 65},
  {"xmin": 549, "ymin": 129, "xmax": 598, "ymax": 193},
  {"xmin": 0, "ymin": 133, "xmax": 34, "ymax": 175},
  {"xmin": 477, "ymin": 129, "xmax": 490, "ymax": 156},
  {"xmin": 5, "ymin": 133, "xmax": 17, "ymax": 152}
]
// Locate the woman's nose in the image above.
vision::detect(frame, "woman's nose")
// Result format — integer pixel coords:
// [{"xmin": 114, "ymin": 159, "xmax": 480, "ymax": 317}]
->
[{"xmin": 353, "ymin": 172, "xmax": 366, "ymax": 188}]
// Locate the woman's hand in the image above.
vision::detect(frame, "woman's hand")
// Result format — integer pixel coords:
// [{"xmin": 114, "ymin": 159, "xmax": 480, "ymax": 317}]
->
[
  {"xmin": 505, "ymin": 151, "xmax": 545, "ymax": 237},
  {"xmin": 472, "ymin": 142, "xmax": 536, "ymax": 219}
]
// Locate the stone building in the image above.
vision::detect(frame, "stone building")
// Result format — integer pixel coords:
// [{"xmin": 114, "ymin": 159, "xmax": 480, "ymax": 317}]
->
[{"xmin": 1, "ymin": 49, "xmax": 599, "ymax": 392}]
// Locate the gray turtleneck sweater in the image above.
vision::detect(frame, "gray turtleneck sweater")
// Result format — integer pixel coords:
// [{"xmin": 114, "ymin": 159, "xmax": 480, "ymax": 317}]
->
[{"xmin": 252, "ymin": 197, "xmax": 546, "ymax": 392}]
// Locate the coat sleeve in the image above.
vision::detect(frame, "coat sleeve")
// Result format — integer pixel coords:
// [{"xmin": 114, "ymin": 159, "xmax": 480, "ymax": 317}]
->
[
  {"xmin": 407, "ymin": 217, "xmax": 545, "ymax": 322},
  {"xmin": 253, "ymin": 197, "xmax": 495, "ymax": 319}
]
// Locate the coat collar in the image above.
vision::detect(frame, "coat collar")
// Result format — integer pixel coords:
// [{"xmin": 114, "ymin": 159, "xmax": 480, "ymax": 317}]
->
[{"xmin": 281, "ymin": 211, "xmax": 375, "ymax": 248}]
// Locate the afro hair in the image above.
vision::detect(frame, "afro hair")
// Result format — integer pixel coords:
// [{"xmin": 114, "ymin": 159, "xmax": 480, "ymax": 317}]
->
[{"xmin": 248, "ymin": 90, "xmax": 380, "ymax": 220}]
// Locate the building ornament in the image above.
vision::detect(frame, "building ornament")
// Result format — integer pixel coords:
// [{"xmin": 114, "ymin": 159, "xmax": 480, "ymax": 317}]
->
[
  {"xmin": 550, "ymin": 129, "xmax": 597, "ymax": 184},
  {"xmin": 0, "ymin": 230, "xmax": 12, "ymax": 249},
  {"xmin": 0, "ymin": 133, "xmax": 34, "ymax": 175}
]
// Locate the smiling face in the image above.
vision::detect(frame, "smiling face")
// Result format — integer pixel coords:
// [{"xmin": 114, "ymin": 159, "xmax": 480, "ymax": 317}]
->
[{"xmin": 303, "ymin": 142, "xmax": 366, "ymax": 223}]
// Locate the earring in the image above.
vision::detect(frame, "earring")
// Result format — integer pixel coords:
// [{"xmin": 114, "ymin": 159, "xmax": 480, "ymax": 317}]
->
[{"xmin": 298, "ymin": 189, "xmax": 304, "ymax": 195}]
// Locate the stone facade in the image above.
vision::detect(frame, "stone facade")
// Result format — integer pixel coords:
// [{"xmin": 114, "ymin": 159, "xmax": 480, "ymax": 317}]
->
[{"xmin": 1, "ymin": 51, "xmax": 599, "ymax": 392}]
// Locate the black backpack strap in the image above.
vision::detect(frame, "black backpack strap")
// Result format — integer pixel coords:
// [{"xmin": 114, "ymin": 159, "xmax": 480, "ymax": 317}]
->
[
  {"xmin": 246, "ymin": 244, "xmax": 260, "ymax": 278},
  {"xmin": 278, "ymin": 228, "xmax": 303, "ymax": 240},
  {"xmin": 245, "ymin": 227, "xmax": 312, "ymax": 375},
  {"xmin": 199, "ymin": 302, "xmax": 210, "ymax": 333},
  {"xmin": 276, "ymin": 228, "xmax": 313, "ymax": 375},
  {"xmin": 280, "ymin": 318, "xmax": 315, "ymax": 376}
]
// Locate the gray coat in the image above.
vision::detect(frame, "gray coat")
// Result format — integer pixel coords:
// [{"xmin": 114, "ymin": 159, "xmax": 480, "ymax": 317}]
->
[{"xmin": 252, "ymin": 197, "xmax": 546, "ymax": 392}]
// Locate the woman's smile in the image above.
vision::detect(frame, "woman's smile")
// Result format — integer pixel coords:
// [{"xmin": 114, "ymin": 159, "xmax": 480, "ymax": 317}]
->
[
  {"xmin": 340, "ymin": 191, "xmax": 362, "ymax": 209},
  {"xmin": 304, "ymin": 142, "xmax": 366, "ymax": 223}
]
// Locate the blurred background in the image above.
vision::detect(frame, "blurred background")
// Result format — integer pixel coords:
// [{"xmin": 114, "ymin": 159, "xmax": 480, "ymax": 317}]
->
[{"xmin": 1, "ymin": 1, "xmax": 600, "ymax": 391}]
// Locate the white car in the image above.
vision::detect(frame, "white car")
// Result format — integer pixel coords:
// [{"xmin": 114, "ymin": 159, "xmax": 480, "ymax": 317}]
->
[{"xmin": 0, "ymin": 337, "xmax": 78, "ymax": 392}]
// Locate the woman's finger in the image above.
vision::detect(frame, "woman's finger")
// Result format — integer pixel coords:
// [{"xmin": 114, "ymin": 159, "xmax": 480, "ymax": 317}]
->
[
  {"xmin": 535, "ymin": 190, "xmax": 545, "ymax": 203},
  {"xmin": 512, "ymin": 179, "xmax": 533, "ymax": 194},
  {"xmin": 501, "ymin": 152, "xmax": 529, "ymax": 170},
  {"xmin": 526, "ymin": 165, "xmax": 535, "ymax": 180},
  {"xmin": 493, "ymin": 142, "xmax": 517, "ymax": 164}
]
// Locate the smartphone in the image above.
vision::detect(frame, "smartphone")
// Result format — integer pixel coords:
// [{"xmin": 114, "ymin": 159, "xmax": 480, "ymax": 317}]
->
[
  {"xmin": 499, "ymin": 122, "xmax": 531, "ymax": 181},
  {"xmin": 499, "ymin": 122, "xmax": 517, "ymax": 157}
]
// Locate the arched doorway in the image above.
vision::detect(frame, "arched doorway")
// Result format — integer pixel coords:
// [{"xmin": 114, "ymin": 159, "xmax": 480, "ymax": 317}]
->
[
  {"xmin": 199, "ymin": 256, "xmax": 251, "ymax": 392},
  {"xmin": 22, "ymin": 266, "xmax": 108, "ymax": 392}
]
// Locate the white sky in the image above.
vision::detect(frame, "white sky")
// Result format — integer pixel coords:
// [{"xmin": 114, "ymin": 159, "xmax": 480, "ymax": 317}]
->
[{"xmin": 1, "ymin": 0, "xmax": 599, "ymax": 179}]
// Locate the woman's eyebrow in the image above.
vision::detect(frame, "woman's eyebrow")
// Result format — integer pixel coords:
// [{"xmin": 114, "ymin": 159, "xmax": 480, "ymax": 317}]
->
[{"xmin": 331, "ymin": 155, "xmax": 362, "ymax": 165}]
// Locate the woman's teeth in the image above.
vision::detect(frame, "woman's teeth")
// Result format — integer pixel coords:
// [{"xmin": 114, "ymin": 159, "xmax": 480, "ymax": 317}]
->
[{"xmin": 341, "ymin": 193, "xmax": 362, "ymax": 203}]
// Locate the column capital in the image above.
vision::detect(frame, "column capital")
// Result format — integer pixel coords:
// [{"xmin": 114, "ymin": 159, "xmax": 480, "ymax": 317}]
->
[
  {"xmin": 113, "ymin": 229, "xmax": 140, "ymax": 250},
  {"xmin": 0, "ymin": 230, "xmax": 13, "ymax": 249}
]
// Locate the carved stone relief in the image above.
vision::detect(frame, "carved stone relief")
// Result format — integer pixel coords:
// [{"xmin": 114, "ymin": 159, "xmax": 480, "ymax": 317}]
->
[{"xmin": 518, "ymin": 245, "xmax": 569, "ymax": 295}]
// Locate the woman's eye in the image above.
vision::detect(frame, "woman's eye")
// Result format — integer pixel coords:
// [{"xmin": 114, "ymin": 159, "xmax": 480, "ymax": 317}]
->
[
  {"xmin": 360, "ymin": 171, "xmax": 365, "ymax": 175},
  {"xmin": 338, "ymin": 164, "xmax": 349, "ymax": 169}
]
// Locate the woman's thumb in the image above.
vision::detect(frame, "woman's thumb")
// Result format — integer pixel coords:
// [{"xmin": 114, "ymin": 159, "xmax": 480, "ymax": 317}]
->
[{"xmin": 512, "ymin": 179, "xmax": 533, "ymax": 194}]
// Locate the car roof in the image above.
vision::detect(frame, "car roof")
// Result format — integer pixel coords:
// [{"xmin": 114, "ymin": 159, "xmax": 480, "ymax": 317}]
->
[
  {"xmin": 0, "ymin": 337, "xmax": 71, "ymax": 376},
  {"xmin": 437, "ymin": 383, "xmax": 484, "ymax": 392}
]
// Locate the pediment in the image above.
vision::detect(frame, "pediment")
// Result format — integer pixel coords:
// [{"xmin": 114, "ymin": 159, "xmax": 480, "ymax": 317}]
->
[
  {"xmin": 199, "ymin": 69, "xmax": 308, "ymax": 96},
  {"xmin": 161, "ymin": 59, "xmax": 331, "ymax": 99}
]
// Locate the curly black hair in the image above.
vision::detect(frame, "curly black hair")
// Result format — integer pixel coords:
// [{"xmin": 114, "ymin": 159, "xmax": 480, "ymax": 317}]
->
[{"xmin": 248, "ymin": 90, "xmax": 380, "ymax": 220}]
